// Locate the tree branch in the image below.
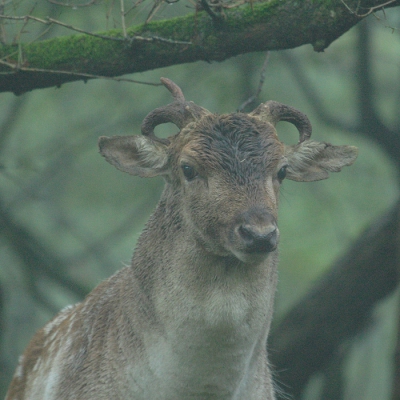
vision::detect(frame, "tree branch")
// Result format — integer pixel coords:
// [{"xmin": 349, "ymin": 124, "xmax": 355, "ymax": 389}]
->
[
  {"xmin": 269, "ymin": 199, "xmax": 400, "ymax": 398},
  {"xmin": 354, "ymin": 20, "xmax": 400, "ymax": 168},
  {"xmin": 0, "ymin": 0, "xmax": 399, "ymax": 94},
  {"xmin": 279, "ymin": 51, "xmax": 358, "ymax": 133},
  {"xmin": 280, "ymin": 23, "xmax": 400, "ymax": 171},
  {"xmin": 237, "ymin": 52, "xmax": 270, "ymax": 112}
]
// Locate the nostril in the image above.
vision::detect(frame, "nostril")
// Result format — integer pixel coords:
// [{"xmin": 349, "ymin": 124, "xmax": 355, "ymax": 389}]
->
[{"xmin": 238, "ymin": 225, "xmax": 255, "ymax": 243}]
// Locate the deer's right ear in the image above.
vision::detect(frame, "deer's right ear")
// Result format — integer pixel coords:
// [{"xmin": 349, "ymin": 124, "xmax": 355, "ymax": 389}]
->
[{"xmin": 98, "ymin": 135, "xmax": 169, "ymax": 177}]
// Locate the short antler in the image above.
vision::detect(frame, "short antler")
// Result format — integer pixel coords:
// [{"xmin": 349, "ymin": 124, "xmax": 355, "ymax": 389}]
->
[
  {"xmin": 141, "ymin": 77, "xmax": 209, "ymax": 145},
  {"xmin": 250, "ymin": 101, "xmax": 312, "ymax": 143}
]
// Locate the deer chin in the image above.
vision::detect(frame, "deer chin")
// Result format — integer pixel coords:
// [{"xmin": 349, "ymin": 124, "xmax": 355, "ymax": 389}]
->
[
  {"xmin": 200, "ymin": 243, "xmax": 274, "ymax": 265},
  {"xmin": 228, "ymin": 247, "xmax": 277, "ymax": 265},
  {"xmin": 195, "ymin": 238, "xmax": 272, "ymax": 265}
]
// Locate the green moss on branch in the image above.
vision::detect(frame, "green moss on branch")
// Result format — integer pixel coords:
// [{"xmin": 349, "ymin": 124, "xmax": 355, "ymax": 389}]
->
[{"xmin": 0, "ymin": 0, "xmax": 399, "ymax": 94}]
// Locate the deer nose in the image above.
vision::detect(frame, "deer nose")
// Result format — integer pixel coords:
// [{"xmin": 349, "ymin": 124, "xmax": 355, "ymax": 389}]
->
[
  {"xmin": 238, "ymin": 223, "xmax": 278, "ymax": 253},
  {"xmin": 235, "ymin": 207, "xmax": 279, "ymax": 253}
]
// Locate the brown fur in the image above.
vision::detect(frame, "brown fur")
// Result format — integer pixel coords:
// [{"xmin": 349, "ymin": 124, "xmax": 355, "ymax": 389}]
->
[{"xmin": 6, "ymin": 80, "xmax": 358, "ymax": 400}]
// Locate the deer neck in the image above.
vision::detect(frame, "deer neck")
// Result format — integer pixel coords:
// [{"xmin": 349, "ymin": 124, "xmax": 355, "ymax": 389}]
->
[
  {"xmin": 132, "ymin": 185, "xmax": 278, "ymax": 307},
  {"xmin": 128, "ymin": 187, "xmax": 278, "ymax": 398}
]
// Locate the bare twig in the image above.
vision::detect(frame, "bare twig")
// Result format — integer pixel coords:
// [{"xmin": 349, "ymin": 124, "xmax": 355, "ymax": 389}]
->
[
  {"xmin": 145, "ymin": 0, "xmax": 164, "ymax": 23},
  {"xmin": 120, "ymin": 0, "xmax": 127, "ymax": 38},
  {"xmin": 0, "ymin": 2, "xmax": 6, "ymax": 45},
  {"xmin": 125, "ymin": 0, "xmax": 145, "ymax": 16},
  {"xmin": 237, "ymin": 52, "xmax": 269, "ymax": 112},
  {"xmin": 340, "ymin": 0, "xmax": 396, "ymax": 17},
  {"xmin": 370, "ymin": 6, "xmax": 400, "ymax": 31},
  {"xmin": 14, "ymin": 1, "xmax": 38, "ymax": 45},
  {"xmin": 0, "ymin": 59, "xmax": 162, "ymax": 86},
  {"xmin": 0, "ymin": 14, "xmax": 127, "ymax": 42},
  {"xmin": 199, "ymin": 0, "xmax": 225, "ymax": 22},
  {"xmin": 46, "ymin": 0, "xmax": 96, "ymax": 7}
]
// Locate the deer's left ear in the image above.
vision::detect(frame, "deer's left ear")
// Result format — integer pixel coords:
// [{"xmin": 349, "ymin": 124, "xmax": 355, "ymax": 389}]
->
[
  {"xmin": 99, "ymin": 135, "xmax": 170, "ymax": 178},
  {"xmin": 284, "ymin": 140, "xmax": 358, "ymax": 182}
]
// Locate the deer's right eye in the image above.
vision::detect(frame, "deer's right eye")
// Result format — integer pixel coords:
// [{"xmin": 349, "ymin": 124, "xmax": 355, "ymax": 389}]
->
[
  {"xmin": 181, "ymin": 164, "xmax": 198, "ymax": 181},
  {"xmin": 277, "ymin": 165, "xmax": 288, "ymax": 182}
]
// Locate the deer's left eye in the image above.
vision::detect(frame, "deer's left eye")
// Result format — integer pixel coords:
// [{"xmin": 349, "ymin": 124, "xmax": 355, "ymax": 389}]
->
[
  {"xmin": 181, "ymin": 164, "xmax": 198, "ymax": 181},
  {"xmin": 277, "ymin": 165, "xmax": 288, "ymax": 182}
]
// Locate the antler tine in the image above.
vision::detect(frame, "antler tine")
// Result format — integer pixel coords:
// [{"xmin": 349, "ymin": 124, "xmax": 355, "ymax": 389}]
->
[
  {"xmin": 250, "ymin": 101, "xmax": 312, "ymax": 143},
  {"xmin": 141, "ymin": 78, "xmax": 208, "ymax": 145}
]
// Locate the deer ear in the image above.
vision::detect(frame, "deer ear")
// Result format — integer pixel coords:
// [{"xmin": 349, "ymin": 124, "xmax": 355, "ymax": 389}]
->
[
  {"xmin": 98, "ymin": 135, "xmax": 169, "ymax": 177},
  {"xmin": 284, "ymin": 140, "xmax": 358, "ymax": 182}
]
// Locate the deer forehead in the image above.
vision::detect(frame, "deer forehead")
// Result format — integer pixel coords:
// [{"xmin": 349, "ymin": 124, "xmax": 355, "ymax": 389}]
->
[{"xmin": 173, "ymin": 113, "xmax": 285, "ymax": 177}]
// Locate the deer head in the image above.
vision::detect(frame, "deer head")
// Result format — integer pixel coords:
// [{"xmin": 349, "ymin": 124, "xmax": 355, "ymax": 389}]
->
[{"xmin": 99, "ymin": 78, "xmax": 357, "ymax": 264}]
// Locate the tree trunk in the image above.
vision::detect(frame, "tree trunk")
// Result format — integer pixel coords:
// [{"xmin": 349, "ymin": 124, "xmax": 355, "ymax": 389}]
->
[
  {"xmin": 269, "ymin": 199, "xmax": 400, "ymax": 398},
  {"xmin": 391, "ymin": 209, "xmax": 400, "ymax": 400}
]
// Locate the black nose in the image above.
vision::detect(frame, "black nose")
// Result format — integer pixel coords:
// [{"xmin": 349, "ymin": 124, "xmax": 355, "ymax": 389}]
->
[
  {"xmin": 232, "ymin": 206, "xmax": 279, "ymax": 255},
  {"xmin": 238, "ymin": 223, "xmax": 278, "ymax": 253}
]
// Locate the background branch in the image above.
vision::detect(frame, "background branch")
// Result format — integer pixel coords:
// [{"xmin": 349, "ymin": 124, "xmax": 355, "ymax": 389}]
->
[
  {"xmin": 270, "ymin": 199, "xmax": 400, "ymax": 398},
  {"xmin": 237, "ymin": 52, "xmax": 269, "ymax": 111},
  {"xmin": 280, "ymin": 21, "xmax": 400, "ymax": 170},
  {"xmin": 0, "ymin": 200, "xmax": 89, "ymax": 299},
  {"xmin": 0, "ymin": 0, "xmax": 399, "ymax": 94}
]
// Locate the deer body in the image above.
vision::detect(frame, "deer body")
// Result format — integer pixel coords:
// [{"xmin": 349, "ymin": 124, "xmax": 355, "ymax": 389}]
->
[
  {"xmin": 8, "ymin": 196, "xmax": 277, "ymax": 400},
  {"xmin": 6, "ymin": 78, "xmax": 357, "ymax": 400}
]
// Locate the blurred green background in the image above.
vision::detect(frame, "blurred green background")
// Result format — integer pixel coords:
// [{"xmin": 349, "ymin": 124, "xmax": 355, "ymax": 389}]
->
[{"xmin": 0, "ymin": 3, "xmax": 400, "ymax": 398}]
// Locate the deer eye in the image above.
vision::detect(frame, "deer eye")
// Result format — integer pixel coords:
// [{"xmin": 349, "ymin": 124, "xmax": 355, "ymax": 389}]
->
[
  {"xmin": 277, "ymin": 165, "xmax": 288, "ymax": 182},
  {"xmin": 181, "ymin": 164, "xmax": 198, "ymax": 181}
]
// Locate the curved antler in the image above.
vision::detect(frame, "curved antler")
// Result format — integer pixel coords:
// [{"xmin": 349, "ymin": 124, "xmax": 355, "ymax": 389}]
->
[
  {"xmin": 250, "ymin": 101, "xmax": 312, "ymax": 143},
  {"xmin": 141, "ymin": 78, "xmax": 209, "ymax": 145}
]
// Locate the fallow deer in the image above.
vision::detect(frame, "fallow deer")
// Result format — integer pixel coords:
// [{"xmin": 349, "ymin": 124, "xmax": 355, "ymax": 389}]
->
[{"xmin": 6, "ymin": 78, "xmax": 358, "ymax": 400}]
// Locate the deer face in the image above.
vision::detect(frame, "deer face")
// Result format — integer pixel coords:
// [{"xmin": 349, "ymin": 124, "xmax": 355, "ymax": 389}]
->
[
  {"xmin": 169, "ymin": 113, "xmax": 286, "ymax": 263},
  {"xmin": 99, "ymin": 78, "xmax": 358, "ymax": 264}
]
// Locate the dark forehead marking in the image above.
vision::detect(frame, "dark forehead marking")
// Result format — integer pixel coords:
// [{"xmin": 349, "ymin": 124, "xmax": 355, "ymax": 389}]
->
[{"xmin": 188, "ymin": 113, "xmax": 283, "ymax": 183}]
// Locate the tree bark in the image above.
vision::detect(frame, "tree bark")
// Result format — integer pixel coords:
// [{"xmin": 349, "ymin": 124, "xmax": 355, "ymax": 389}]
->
[
  {"xmin": 269, "ymin": 199, "xmax": 400, "ymax": 399},
  {"xmin": 1, "ymin": 0, "xmax": 399, "ymax": 94}
]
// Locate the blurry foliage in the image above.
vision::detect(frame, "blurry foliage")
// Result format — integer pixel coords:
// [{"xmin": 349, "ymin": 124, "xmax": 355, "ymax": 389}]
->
[{"xmin": 1, "ymin": 2, "xmax": 400, "ymax": 399}]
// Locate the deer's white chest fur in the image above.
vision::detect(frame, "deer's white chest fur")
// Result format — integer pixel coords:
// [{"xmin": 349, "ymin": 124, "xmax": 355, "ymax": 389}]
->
[{"xmin": 129, "ymin": 259, "xmax": 276, "ymax": 400}]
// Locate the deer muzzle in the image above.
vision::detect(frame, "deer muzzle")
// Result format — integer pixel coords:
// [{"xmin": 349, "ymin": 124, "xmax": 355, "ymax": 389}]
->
[{"xmin": 228, "ymin": 207, "xmax": 279, "ymax": 262}]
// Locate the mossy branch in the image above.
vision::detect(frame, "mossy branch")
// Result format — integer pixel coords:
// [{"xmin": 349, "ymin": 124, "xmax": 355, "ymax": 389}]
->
[{"xmin": 0, "ymin": 0, "xmax": 399, "ymax": 94}]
